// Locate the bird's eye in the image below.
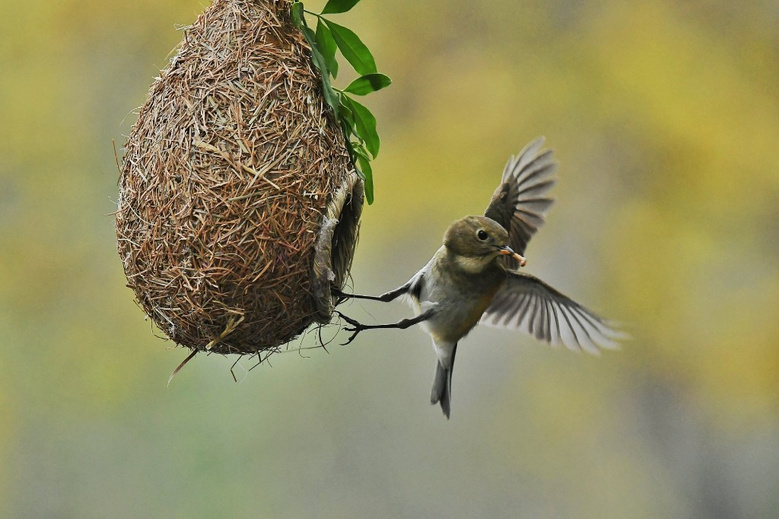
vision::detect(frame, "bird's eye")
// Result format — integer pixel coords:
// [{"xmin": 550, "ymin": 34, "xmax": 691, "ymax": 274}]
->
[{"xmin": 477, "ymin": 230, "xmax": 488, "ymax": 241}]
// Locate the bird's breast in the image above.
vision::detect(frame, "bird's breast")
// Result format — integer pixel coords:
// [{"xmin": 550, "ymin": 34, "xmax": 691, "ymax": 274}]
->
[{"xmin": 414, "ymin": 259, "xmax": 505, "ymax": 343}]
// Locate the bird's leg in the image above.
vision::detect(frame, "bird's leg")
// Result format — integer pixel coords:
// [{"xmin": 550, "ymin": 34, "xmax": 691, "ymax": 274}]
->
[
  {"xmin": 333, "ymin": 283, "xmax": 409, "ymax": 306},
  {"xmin": 336, "ymin": 309, "xmax": 435, "ymax": 346}
]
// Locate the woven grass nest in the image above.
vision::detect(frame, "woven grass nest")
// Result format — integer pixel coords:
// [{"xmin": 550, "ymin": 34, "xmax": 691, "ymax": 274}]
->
[{"xmin": 116, "ymin": 0, "xmax": 363, "ymax": 356}]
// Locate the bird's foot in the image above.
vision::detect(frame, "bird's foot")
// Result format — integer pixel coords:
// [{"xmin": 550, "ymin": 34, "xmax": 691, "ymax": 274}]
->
[
  {"xmin": 332, "ymin": 288, "xmax": 349, "ymax": 306},
  {"xmin": 335, "ymin": 311, "xmax": 369, "ymax": 345},
  {"xmin": 332, "ymin": 287, "xmax": 376, "ymax": 306}
]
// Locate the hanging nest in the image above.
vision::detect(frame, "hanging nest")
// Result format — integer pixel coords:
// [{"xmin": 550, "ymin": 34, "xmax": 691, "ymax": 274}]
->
[{"xmin": 116, "ymin": 0, "xmax": 363, "ymax": 356}]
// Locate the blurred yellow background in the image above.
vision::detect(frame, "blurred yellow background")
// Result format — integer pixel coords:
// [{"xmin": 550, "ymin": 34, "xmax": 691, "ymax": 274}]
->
[{"xmin": 1, "ymin": 0, "xmax": 778, "ymax": 517}]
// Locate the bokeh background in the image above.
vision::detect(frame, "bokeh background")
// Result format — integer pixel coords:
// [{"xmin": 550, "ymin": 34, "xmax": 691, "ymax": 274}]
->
[{"xmin": 2, "ymin": 0, "xmax": 778, "ymax": 517}]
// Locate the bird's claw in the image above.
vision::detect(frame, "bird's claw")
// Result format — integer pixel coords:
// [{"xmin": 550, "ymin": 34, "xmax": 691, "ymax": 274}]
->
[
  {"xmin": 336, "ymin": 311, "xmax": 367, "ymax": 345},
  {"xmin": 332, "ymin": 288, "xmax": 348, "ymax": 307}
]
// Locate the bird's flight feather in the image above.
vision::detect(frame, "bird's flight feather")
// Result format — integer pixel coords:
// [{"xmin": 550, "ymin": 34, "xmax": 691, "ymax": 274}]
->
[
  {"xmin": 484, "ymin": 136, "xmax": 557, "ymax": 268},
  {"xmin": 480, "ymin": 271, "xmax": 626, "ymax": 354}
]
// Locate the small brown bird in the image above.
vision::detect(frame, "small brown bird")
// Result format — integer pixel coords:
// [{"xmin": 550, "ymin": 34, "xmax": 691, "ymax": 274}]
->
[{"xmin": 337, "ymin": 137, "xmax": 625, "ymax": 418}]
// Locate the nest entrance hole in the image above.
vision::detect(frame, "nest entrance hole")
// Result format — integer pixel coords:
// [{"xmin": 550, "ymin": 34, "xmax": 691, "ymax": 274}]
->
[{"xmin": 312, "ymin": 173, "xmax": 364, "ymax": 322}]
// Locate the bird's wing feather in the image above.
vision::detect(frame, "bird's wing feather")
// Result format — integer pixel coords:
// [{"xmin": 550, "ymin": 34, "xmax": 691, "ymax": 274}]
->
[
  {"xmin": 480, "ymin": 271, "xmax": 627, "ymax": 354},
  {"xmin": 484, "ymin": 137, "xmax": 557, "ymax": 267}
]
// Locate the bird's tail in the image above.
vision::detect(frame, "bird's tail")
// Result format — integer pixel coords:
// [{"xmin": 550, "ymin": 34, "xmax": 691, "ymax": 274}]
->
[{"xmin": 430, "ymin": 344, "xmax": 457, "ymax": 419}]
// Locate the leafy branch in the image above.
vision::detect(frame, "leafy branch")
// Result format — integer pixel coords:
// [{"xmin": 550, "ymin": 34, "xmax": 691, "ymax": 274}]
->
[{"xmin": 291, "ymin": 0, "xmax": 391, "ymax": 204}]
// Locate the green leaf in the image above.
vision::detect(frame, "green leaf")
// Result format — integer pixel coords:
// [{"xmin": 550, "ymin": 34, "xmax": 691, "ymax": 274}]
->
[
  {"xmin": 301, "ymin": 25, "xmax": 339, "ymax": 117},
  {"xmin": 322, "ymin": 0, "xmax": 361, "ymax": 15},
  {"xmin": 291, "ymin": 2, "xmax": 304, "ymax": 27},
  {"xmin": 343, "ymin": 138, "xmax": 359, "ymax": 175},
  {"xmin": 351, "ymin": 141, "xmax": 370, "ymax": 161},
  {"xmin": 315, "ymin": 21, "xmax": 339, "ymax": 79},
  {"xmin": 344, "ymin": 74, "xmax": 392, "ymax": 95},
  {"xmin": 352, "ymin": 144, "xmax": 374, "ymax": 204},
  {"xmin": 316, "ymin": 21, "xmax": 338, "ymax": 79},
  {"xmin": 319, "ymin": 76, "xmax": 340, "ymax": 118},
  {"xmin": 342, "ymin": 95, "xmax": 379, "ymax": 158},
  {"xmin": 324, "ymin": 20, "xmax": 377, "ymax": 75},
  {"xmin": 338, "ymin": 96, "xmax": 356, "ymax": 132},
  {"xmin": 320, "ymin": 79, "xmax": 340, "ymax": 117}
]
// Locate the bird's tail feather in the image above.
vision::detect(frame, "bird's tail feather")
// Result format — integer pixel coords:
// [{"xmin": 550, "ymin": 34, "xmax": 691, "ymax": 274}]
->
[{"xmin": 430, "ymin": 345, "xmax": 457, "ymax": 419}]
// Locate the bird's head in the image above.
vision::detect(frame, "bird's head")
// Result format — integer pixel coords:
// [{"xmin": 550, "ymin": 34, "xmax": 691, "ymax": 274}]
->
[{"xmin": 443, "ymin": 216, "xmax": 526, "ymax": 268}]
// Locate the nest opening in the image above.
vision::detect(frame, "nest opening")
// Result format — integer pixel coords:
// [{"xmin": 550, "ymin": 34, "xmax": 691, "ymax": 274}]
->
[{"xmin": 312, "ymin": 172, "xmax": 364, "ymax": 322}]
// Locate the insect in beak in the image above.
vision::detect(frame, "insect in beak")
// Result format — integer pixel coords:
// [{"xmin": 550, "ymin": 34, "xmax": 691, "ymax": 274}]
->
[{"xmin": 499, "ymin": 246, "xmax": 527, "ymax": 267}]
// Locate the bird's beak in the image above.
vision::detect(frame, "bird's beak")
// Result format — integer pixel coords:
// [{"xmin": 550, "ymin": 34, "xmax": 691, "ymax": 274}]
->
[{"xmin": 499, "ymin": 246, "xmax": 527, "ymax": 267}]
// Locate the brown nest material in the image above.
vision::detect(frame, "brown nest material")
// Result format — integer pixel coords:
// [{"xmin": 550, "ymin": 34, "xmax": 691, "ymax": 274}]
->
[{"xmin": 116, "ymin": 0, "xmax": 363, "ymax": 356}]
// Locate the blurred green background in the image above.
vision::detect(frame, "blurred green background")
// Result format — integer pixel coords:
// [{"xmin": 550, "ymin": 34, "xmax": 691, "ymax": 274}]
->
[{"xmin": 2, "ymin": 0, "xmax": 778, "ymax": 517}]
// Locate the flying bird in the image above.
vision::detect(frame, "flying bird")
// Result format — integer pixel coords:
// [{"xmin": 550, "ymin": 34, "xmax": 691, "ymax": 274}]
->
[{"xmin": 336, "ymin": 137, "xmax": 625, "ymax": 418}]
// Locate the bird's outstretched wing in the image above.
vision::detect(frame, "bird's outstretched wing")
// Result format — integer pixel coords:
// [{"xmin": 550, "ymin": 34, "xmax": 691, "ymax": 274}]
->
[
  {"xmin": 480, "ymin": 271, "xmax": 626, "ymax": 354},
  {"xmin": 484, "ymin": 137, "xmax": 557, "ymax": 268}
]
